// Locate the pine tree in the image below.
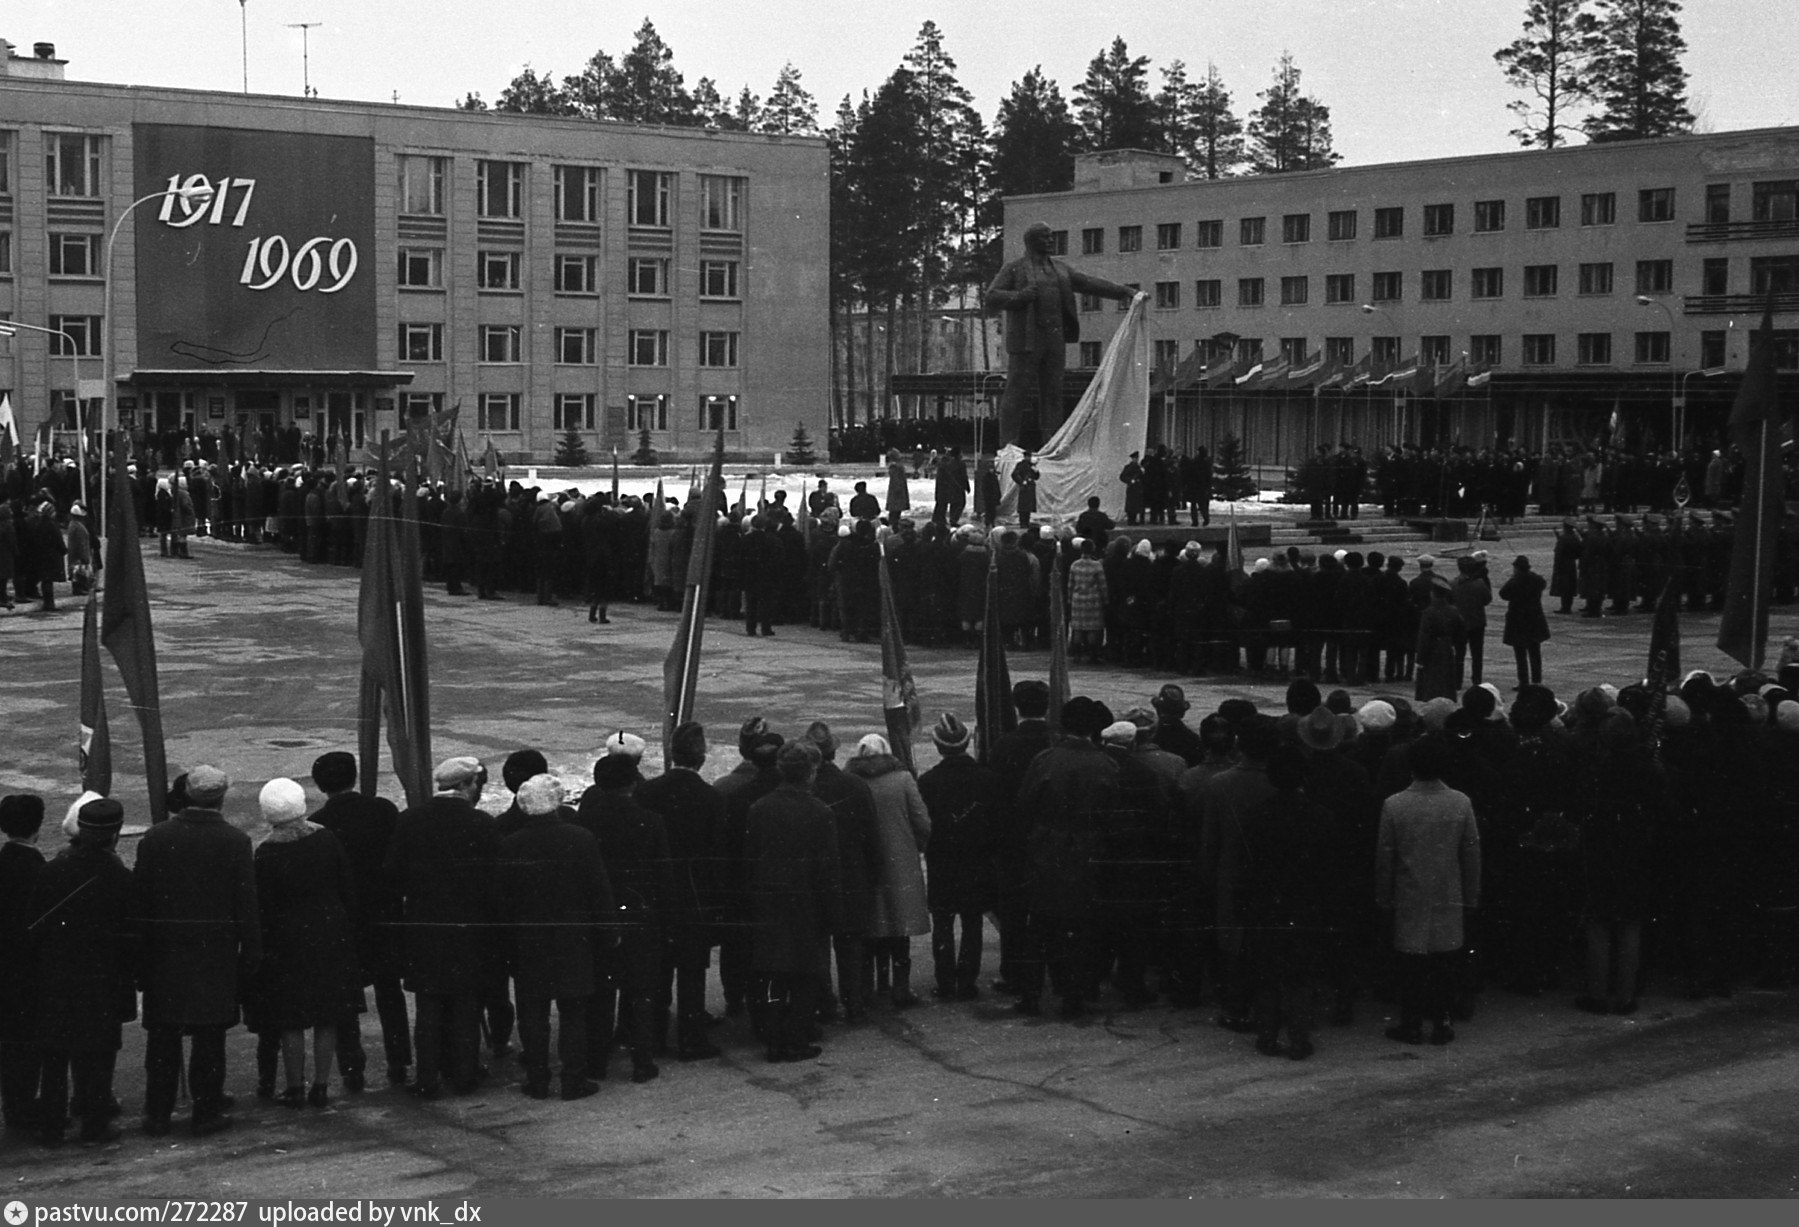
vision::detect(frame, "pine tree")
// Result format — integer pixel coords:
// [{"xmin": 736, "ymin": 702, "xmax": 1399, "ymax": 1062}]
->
[
  {"xmin": 1246, "ymin": 52, "xmax": 1340, "ymax": 174},
  {"xmin": 788, "ymin": 421, "xmax": 818, "ymax": 466},
  {"xmin": 1155, "ymin": 60, "xmax": 1200, "ymax": 168},
  {"xmin": 1495, "ymin": 0, "xmax": 1602, "ymax": 149},
  {"xmin": 555, "ymin": 429, "xmax": 591, "ymax": 467},
  {"xmin": 495, "ymin": 65, "xmax": 576, "ymax": 115},
  {"xmin": 632, "ymin": 427, "xmax": 659, "ymax": 466},
  {"xmin": 990, "ymin": 68, "xmax": 1082, "ymax": 196},
  {"xmin": 762, "ymin": 63, "xmax": 819, "ymax": 135},
  {"xmin": 1189, "ymin": 64, "xmax": 1246, "ymax": 179},
  {"xmin": 1583, "ymin": 0, "xmax": 1694, "ymax": 142},
  {"xmin": 1074, "ymin": 38, "xmax": 1162, "ymax": 150},
  {"xmin": 1213, "ymin": 433, "xmax": 1256, "ymax": 500}
]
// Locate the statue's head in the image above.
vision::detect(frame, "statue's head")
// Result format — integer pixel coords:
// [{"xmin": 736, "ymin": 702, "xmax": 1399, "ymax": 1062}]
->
[{"xmin": 1023, "ymin": 222, "xmax": 1054, "ymax": 255}]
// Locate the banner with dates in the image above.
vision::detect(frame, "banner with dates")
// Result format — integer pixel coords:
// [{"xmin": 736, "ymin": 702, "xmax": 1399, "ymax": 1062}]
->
[{"xmin": 132, "ymin": 124, "xmax": 376, "ymax": 372}]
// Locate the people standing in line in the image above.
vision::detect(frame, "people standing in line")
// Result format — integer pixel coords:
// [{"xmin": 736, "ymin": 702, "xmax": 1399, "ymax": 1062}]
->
[
  {"xmin": 26, "ymin": 500, "xmax": 66, "ymax": 611},
  {"xmin": 916, "ymin": 713, "xmax": 1002, "ymax": 1000},
  {"xmin": 1451, "ymin": 553, "xmax": 1493, "ymax": 688},
  {"xmin": 799, "ymin": 721, "xmax": 881, "ymax": 1025},
  {"xmin": 933, "ymin": 448, "xmax": 969, "ymax": 526},
  {"xmin": 0, "ymin": 794, "xmax": 48, "ymax": 1136},
  {"xmin": 1499, "ymin": 556, "xmax": 1550, "ymax": 688},
  {"xmin": 847, "ymin": 733, "xmax": 932, "ymax": 1009},
  {"xmin": 1011, "ymin": 452, "xmax": 1040, "ymax": 529}
]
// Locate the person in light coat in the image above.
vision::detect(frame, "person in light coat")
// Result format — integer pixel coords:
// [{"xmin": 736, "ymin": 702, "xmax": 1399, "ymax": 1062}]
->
[{"xmin": 845, "ymin": 733, "xmax": 931, "ymax": 1008}]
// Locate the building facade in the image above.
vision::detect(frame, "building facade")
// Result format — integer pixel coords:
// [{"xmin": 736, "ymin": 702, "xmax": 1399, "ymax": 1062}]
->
[
  {"xmin": 0, "ymin": 46, "xmax": 830, "ymax": 462},
  {"xmin": 1004, "ymin": 129, "xmax": 1799, "ymax": 465}
]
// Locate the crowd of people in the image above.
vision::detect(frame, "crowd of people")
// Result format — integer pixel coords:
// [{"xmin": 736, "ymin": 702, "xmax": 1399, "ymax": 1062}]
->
[{"xmin": 5, "ymin": 661, "xmax": 1797, "ymax": 1147}]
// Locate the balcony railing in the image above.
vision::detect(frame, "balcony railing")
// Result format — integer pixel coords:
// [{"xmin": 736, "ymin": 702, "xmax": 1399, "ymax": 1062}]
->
[
  {"xmin": 1685, "ymin": 218, "xmax": 1799, "ymax": 243},
  {"xmin": 1683, "ymin": 291, "xmax": 1799, "ymax": 315}
]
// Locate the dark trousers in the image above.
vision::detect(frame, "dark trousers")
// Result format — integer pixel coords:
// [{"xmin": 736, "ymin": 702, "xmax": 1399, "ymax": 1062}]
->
[
  {"xmin": 1513, "ymin": 642, "xmax": 1543, "ymax": 685},
  {"xmin": 144, "ymin": 1024, "xmax": 228, "ymax": 1123},
  {"xmin": 516, "ymin": 994, "xmax": 589, "ymax": 1087},
  {"xmin": 335, "ymin": 973, "xmax": 411, "ymax": 1078},
  {"xmin": 930, "ymin": 909, "xmax": 983, "ymax": 992},
  {"xmin": 831, "ymin": 933, "xmax": 866, "ymax": 1015},
  {"xmin": 37, "ymin": 1049, "xmax": 116, "ymax": 1139},
  {"xmin": 720, "ymin": 925, "xmax": 753, "ymax": 1012},
  {"xmin": 1017, "ymin": 913, "xmax": 1098, "ymax": 1007},
  {"xmin": 481, "ymin": 972, "xmax": 514, "ymax": 1052},
  {"xmin": 593, "ymin": 927, "xmax": 663, "ymax": 1069},
  {"xmin": 1250, "ymin": 930, "xmax": 1321, "ymax": 1043},
  {"xmin": 995, "ymin": 853, "xmax": 1030, "ymax": 984},
  {"xmin": 0, "ymin": 1038, "xmax": 44, "ymax": 1127},
  {"xmin": 1395, "ymin": 950, "xmax": 1459, "ymax": 1031},
  {"xmin": 412, "ymin": 992, "xmax": 480, "ymax": 1092},
  {"xmin": 743, "ymin": 586, "xmax": 773, "ymax": 634},
  {"xmin": 764, "ymin": 972, "xmax": 823, "ymax": 1054},
  {"xmin": 38, "ymin": 577, "xmax": 56, "ymax": 610},
  {"xmin": 660, "ymin": 933, "xmax": 714, "ymax": 1029}
]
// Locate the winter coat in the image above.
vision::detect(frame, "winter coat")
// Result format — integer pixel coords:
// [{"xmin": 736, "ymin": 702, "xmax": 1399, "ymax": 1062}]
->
[
  {"xmin": 956, "ymin": 544, "xmax": 992, "ymax": 625},
  {"xmin": 1414, "ymin": 601, "xmax": 1466, "ymax": 702},
  {"xmin": 633, "ymin": 768, "xmax": 727, "ymax": 942},
  {"xmin": 574, "ymin": 788, "xmax": 678, "ymax": 932},
  {"xmin": 0, "ymin": 841, "xmax": 47, "ymax": 1042},
  {"xmin": 311, "ymin": 791, "xmax": 403, "ymax": 982},
  {"xmin": 1017, "ymin": 736, "xmax": 1122, "ymax": 920},
  {"xmin": 995, "ymin": 543, "xmax": 1038, "ymax": 629},
  {"xmin": 26, "ymin": 513, "xmax": 65, "ymax": 582},
  {"xmin": 253, "ymin": 827, "xmax": 364, "ymax": 1030},
  {"xmin": 384, "ymin": 795, "xmax": 502, "ymax": 996},
  {"xmin": 498, "ymin": 813, "xmax": 613, "ymax": 999},
  {"xmin": 1498, "ymin": 570, "xmax": 1550, "ymax": 647},
  {"xmin": 649, "ymin": 524, "xmax": 679, "ymax": 588},
  {"xmin": 1067, "ymin": 555, "xmax": 1108, "ymax": 632},
  {"xmin": 0, "ymin": 508, "xmax": 17, "ymax": 584},
  {"xmin": 917, "ymin": 753, "xmax": 1004, "ymax": 915},
  {"xmin": 846, "ymin": 753, "xmax": 932, "ymax": 937},
  {"xmin": 1550, "ymin": 528, "xmax": 1581, "ymax": 599},
  {"xmin": 886, "ymin": 458, "xmax": 910, "ymax": 515},
  {"xmin": 744, "ymin": 783, "xmax": 842, "ymax": 975},
  {"xmin": 811, "ymin": 760, "xmax": 881, "ymax": 937},
  {"xmin": 1375, "ymin": 779, "xmax": 1483, "ymax": 954},
  {"xmin": 135, "ymin": 807, "xmax": 262, "ymax": 1029},
  {"xmin": 30, "ymin": 843, "xmax": 139, "ymax": 1052}
]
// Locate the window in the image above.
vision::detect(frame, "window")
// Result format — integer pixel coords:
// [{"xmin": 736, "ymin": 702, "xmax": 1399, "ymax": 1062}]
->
[
  {"xmin": 45, "ymin": 133, "xmax": 101, "ymax": 197},
  {"xmin": 477, "ymin": 250, "xmax": 521, "ymax": 291},
  {"xmin": 479, "ymin": 325, "xmax": 521, "ymax": 363},
  {"xmin": 397, "ymin": 247, "xmax": 443, "ymax": 289},
  {"xmin": 1237, "ymin": 277, "xmax": 1265, "ymax": 307},
  {"xmin": 1752, "ymin": 180, "xmax": 1798, "ymax": 222},
  {"xmin": 699, "ymin": 175, "xmax": 743, "ymax": 231},
  {"xmin": 1581, "ymin": 191, "xmax": 1616, "ymax": 226},
  {"xmin": 1704, "ymin": 184, "xmax": 1731, "ymax": 224},
  {"xmin": 1324, "ymin": 336, "xmax": 1355, "ymax": 365},
  {"xmin": 1777, "ymin": 331, "xmax": 1799, "ymax": 370},
  {"xmin": 1701, "ymin": 330, "xmax": 1727, "ymax": 368},
  {"xmin": 1638, "ymin": 187, "xmax": 1675, "ymax": 222},
  {"xmin": 1472, "ymin": 267, "xmax": 1504, "ymax": 299},
  {"xmin": 1469, "ymin": 334, "xmax": 1502, "ymax": 366},
  {"xmin": 1474, "ymin": 200, "xmax": 1506, "ymax": 233},
  {"xmin": 1370, "ymin": 271, "xmax": 1402, "ymax": 303},
  {"xmin": 1750, "ymin": 255, "xmax": 1799, "ymax": 294},
  {"xmin": 398, "ymin": 323, "xmax": 443, "ymax": 362},
  {"xmin": 1373, "ymin": 206, "xmax": 1404, "ymax": 239},
  {"xmin": 0, "ymin": 131, "xmax": 10, "ymax": 194},
  {"xmin": 1156, "ymin": 222, "xmax": 1182, "ymax": 250},
  {"xmin": 1578, "ymin": 262, "xmax": 1614, "ymax": 295},
  {"xmin": 47, "ymin": 315, "xmax": 101, "ymax": 356},
  {"xmin": 627, "ymin": 394, "xmax": 669, "ymax": 432},
  {"xmin": 1421, "ymin": 335, "xmax": 1451, "ymax": 366},
  {"xmin": 700, "ymin": 331, "xmax": 740, "ymax": 367},
  {"xmin": 699, "ymin": 260, "xmax": 739, "ymax": 298},
  {"xmin": 1236, "ymin": 337, "xmax": 1264, "ymax": 364},
  {"xmin": 555, "ymin": 254, "xmax": 597, "ymax": 294},
  {"xmin": 1195, "ymin": 219, "xmax": 1223, "ymax": 248},
  {"xmin": 554, "ymin": 393, "xmax": 596, "ymax": 432},
  {"xmin": 629, "ymin": 329, "xmax": 669, "ymax": 366},
  {"xmin": 1194, "ymin": 279, "xmax": 1221, "ymax": 308},
  {"xmin": 1635, "ymin": 259, "xmax": 1673, "ymax": 294},
  {"xmin": 1421, "ymin": 269, "xmax": 1452, "ymax": 302},
  {"xmin": 400, "ymin": 155, "xmax": 445, "ymax": 215},
  {"xmin": 700, "ymin": 394, "xmax": 738, "ymax": 432},
  {"xmin": 1577, "ymin": 333, "xmax": 1613, "ymax": 365},
  {"xmin": 1525, "ymin": 196, "xmax": 1561, "ymax": 229},
  {"xmin": 554, "ymin": 165, "xmax": 601, "ymax": 223},
  {"xmin": 1079, "ymin": 293, "xmax": 1101, "ymax": 313},
  {"xmin": 401, "ymin": 392, "xmax": 444, "ymax": 421},
  {"xmin": 1524, "ymin": 264, "xmax": 1558, "ymax": 297},
  {"xmin": 1522, "ymin": 334, "xmax": 1556, "ymax": 365},
  {"xmin": 1327, "ymin": 210, "xmax": 1357, "ymax": 241},
  {"xmin": 48, "ymin": 233, "xmax": 99, "ymax": 277},
  {"xmin": 477, "ymin": 393, "xmax": 520, "ymax": 433},
  {"xmin": 1280, "ymin": 276, "xmax": 1308, "ymax": 306},
  {"xmin": 1423, "ymin": 203, "xmax": 1454, "ymax": 236},
  {"xmin": 1118, "ymin": 225, "xmax": 1142, "ymax": 253},
  {"xmin": 628, "ymin": 170, "xmax": 672, "ymax": 227},
  {"xmin": 1371, "ymin": 336, "xmax": 1401, "ymax": 366},
  {"xmin": 555, "ymin": 327, "xmax": 596, "ymax": 365},
  {"xmin": 629, "ymin": 257, "xmax": 670, "ymax": 297},
  {"xmin": 1325, "ymin": 274, "xmax": 1356, "ymax": 304},
  {"xmin": 1239, "ymin": 217, "xmax": 1265, "ymax": 246},
  {"xmin": 1155, "ymin": 281, "xmax": 1180, "ymax": 309},
  {"xmin": 1154, "ymin": 339, "xmax": 1182, "ymax": 369},
  {"xmin": 0, "ymin": 232, "xmax": 10, "ymax": 276},
  {"xmin": 1280, "ymin": 337, "xmax": 1309, "ymax": 364},
  {"xmin": 1078, "ymin": 341, "xmax": 1103, "ymax": 366},
  {"xmin": 1082, "ymin": 227, "xmax": 1104, "ymax": 255},
  {"xmin": 476, "ymin": 160, "xmax": 522, "ymax": 218},
  {"xmin": 1282, "ymin": 213, "xmax": 1311, "ymax": 243},
  {"xmin": 1635, "ymin": 332, "xmax": 1671, "ymax": 364},
  {"xmin": 1046, "ymin": 230, "xmax": 1068, "ymax": 255}
]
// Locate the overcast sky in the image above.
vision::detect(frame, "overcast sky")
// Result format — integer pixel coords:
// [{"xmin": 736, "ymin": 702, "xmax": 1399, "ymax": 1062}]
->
[{"xmin": 10, "ymin": 0, "xmax": 1798, "ymax": 165}]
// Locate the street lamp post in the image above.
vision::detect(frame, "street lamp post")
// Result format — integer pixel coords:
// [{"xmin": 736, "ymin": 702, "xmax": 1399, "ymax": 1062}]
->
[
  {"xmin": 1360, "ymin": 304, "xmax": 1400, "ymax": 444},
  {"xmin": 0, "ymin": 320, "xmax": 89, "ymax": 496},
  {"xmin": 1635, "ymin": 294, "xmax": 1678, "ymax": 447}
]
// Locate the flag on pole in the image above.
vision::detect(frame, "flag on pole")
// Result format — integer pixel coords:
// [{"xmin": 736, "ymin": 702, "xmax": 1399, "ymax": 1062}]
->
[
  {"xmin": 1716, "ymin": 299, "xmax": 1784, "ymax": 670},
  {"xmin": 1225, "ymin": 502, "xmax": 1245, "ymax": 575},
  {"xmin": 1647, "ymin": 577, "xmax": 1682, "ymax": 689},
  {"xmin": 0, "ymin": 393, "xmax": 17, "ymax": 464},
  {"xmin": 663, "ymin": 428, "xmax": 726, "ymax": 759},
  {"xmin": 1046, "ymin": 552, "xmax": 1070, "ymax": 736},
  {"xmin": 644, "ymin": 477, "xmax": 665, "ymax": 598},
  {"xmin": 611, "ymin": 447, "xmax": 620, "ymax": 503},
  {"xmin": 34, "ymin": 420, "xmax": 52, "ymax": 473},
  {"xmin": 334, "ymin": 435, "xmax": 349, "ymax": 488},
  {"xmin": 357, "ymin": 434, "xmax": 433, "ymax": 808},
  {"xmin": 974, "ymin": 541, "xmax": 1016, "ymax": 764},
  {"xmin": 738, "ymin": 473, "xmax": 750, "ymax": 516},
  {"xmin": 759, "ymin": 473, "xmax": 768, "ymax": 513},
  {"xmin": 450, "ymin": 431, "xmax": 471, "ymax": 501},
  {"xmin": 878, "ymin": 537, "xmax": 922, "ymax": 772},
  {"xmin": 79, "ymin": 592, "xmax": 113, "ymax": 797},
  {"xmin": 482, "ymin": 438, "xmax": 501, "ymax": 480},
  {"xmin": 101, "ymin": 436, "xmax": 169, "ymax": 824}
]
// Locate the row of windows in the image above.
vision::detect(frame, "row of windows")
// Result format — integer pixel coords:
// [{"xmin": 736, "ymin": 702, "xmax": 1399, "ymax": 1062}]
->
[
  {"xmin": 467, "ymin": 392, "xmax": 741, "ymax": 434},
  {"xmin": 1062, "ymin": 181, "xmax": 1799, "ymax": 255},
  {"xmin": 1122, "ymin": 328, "xmax": 1789, "ymax": 372},
  {"xmin": 398, "ymin": 324, "xmax": 740, "ymax": 368},
  {"xmin": 397, "ymin": 248, "xmax": 742, "ymax": 298},
  {"xmin": 401, "ymin": 155, "xmax": 744, "ymax": 229}
]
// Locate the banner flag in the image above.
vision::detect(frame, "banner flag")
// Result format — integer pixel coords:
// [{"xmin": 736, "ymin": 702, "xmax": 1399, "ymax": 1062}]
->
[
  {"xmin": 356, "ymin": 435, "xmax": 433, "ymax": 807},
  {"xmin": 663, "ymin": 429, "xmax": 726, "ymax": 759},
  {"xmin": 878, "ymin": 538, "xmax": 922, "ymax": 773},
  {"xmin": 80, "ymin": 592, "xmax": 113, "ymax": 797},
  {"xmin": 101, "ymin": 436, "xmax": 169, "ymax": 824},
  {"xmin": 974, "ymin": 542, "xmax": 1016, "ymax": 764},
  {"xmin": 1717, "ymin": 300, "xmax": 1783, "ymax": 670},
  {"xmin": 1047, "ymin": 554, "xmax": 1070, "ymax": 736},
  {"xmin": 0, "ymin": 393, "xmax": 17, "ymax": 464}
]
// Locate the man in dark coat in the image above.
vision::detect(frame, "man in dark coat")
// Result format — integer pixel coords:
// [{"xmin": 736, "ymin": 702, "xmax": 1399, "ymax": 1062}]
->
[
  {"xmin": 385, "ymin": 756, "xmax": 502, "ymax": 1098},
  {"xmin": 917, "ymin": 713, "xmax": 1004, "ymax": 999},
  {"xmin": 0, "ymin": 794, "xmax": 48, "ymax": 1135},
  {"xmin": 740, "ymin": 514, "xmax": 780, "ymax": 636},
  {"xmin": 635, "ymin": 721, "xmax": 727, "ymax": 1061},
  {"xmin": 933, "ymin": 448, "xmax": 970, "ymax": 526},
  {"xmin": 744, "ymin": 742, "xmax": 842, "ymax": 1062},
  {"xmin": 30, "ymin": 797, "xmax": 138, "ymax": 1146},
  {"xmin": 798, "ymin": 722, "xmax": 881, "ymax": 1023},
  {"xmin": 1240, "ymin": 748, "xmax": 1336, "ymax": 1058},
  {"xmin": 1194, "ymin": 719, "xmax": 1280, "ymax": 1031},
  {"xmin": 134, "ymin": 765, "xmax": 260, "ymax": 1136},
  {"xmin": 986, "ymin": 680, "xmax": 1056, "ymax": 992},
  {"xmin": 26, "ymin": 500, "xmax": 66, "ymax": 611},
  {"xmin": 498, "ymin": 775, "xmax": 612, "ymax": 1100},
  {"xmin": 716, "ymin": 721, "xmax": 786, "ymax": 1021},
  {"xmin": 309, "ymin": 751, "xmax": 409, "ymax": 1090}
]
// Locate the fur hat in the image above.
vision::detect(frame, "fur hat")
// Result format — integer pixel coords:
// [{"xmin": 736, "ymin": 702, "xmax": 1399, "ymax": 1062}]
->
[
  {"xmin": 931, "ymin": 712, "xmax": 970, "ymax": 752},
  {"xmin": 670, "ymin": 720, "xmax": 708, "ymax": 763},
  {"xmin": 592, "ymin": 754, "xmax": 639, "ymax": 791},
  {"xmin": 502, "ymin": 749, "xmax": 549, "ymax": 793},
  {"xmin": 1420, "ymin": 697, "xmax": 1458, "ymax": 731},
  {"xmin": 1775, "ymin": 700, "xmax": 1799, "ymax": 733},
  {"xmin": 0, "ymin": 795, "xmax": 46, "ymax": 838},
  {"xmin": 1100, "ymin": 720, "xmax": 1139, "ymax": 749},
  {"xmin": 1356, "ymin": 700, "xmax": 1397, "ymax": 732},
  {"xmin": 258, "ymin": 778, "xmax": 308, "ymax": 825},
  {"xmin": 853, "ymin": 733, "xmax": 891, "ymax": 759},
  {"xmin": 516, "ymin": 774, "xmax": 565, "ymax": 816}
]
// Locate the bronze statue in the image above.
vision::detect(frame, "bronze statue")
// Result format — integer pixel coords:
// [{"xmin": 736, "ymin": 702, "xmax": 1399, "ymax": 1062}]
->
[{"xmin": 984, "ymin": 221, "xmax": 1143, "ymax": 448}]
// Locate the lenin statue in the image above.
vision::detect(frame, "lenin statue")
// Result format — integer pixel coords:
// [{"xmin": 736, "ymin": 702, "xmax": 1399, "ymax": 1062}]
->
[{"xmin": 984, "ymin": 221, "xmax": 1144, "ymax": 448}]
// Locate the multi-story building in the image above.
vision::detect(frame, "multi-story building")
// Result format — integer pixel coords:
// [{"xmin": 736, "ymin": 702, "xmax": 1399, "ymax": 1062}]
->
[
  {"xmin": 0, "ymin": 39, "xmax": 829, "ymax": 462},
  {"xmin": 1004, "ymin": 129, "xmax": 1798, "ymax": 463}
]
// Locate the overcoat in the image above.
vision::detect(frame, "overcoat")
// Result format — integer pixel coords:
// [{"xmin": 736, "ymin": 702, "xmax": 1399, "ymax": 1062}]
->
[
  {"xmin": 0, "ymin": 840, "xmax": 47, "ymax": 1042},
  {"xmin": 254, "ymin": 828, "xmax": 364, "ymax": 1029},
  {"xmin": 1016, "ymin": 736, "xmax": 1121, "ymax": 920},
  {"xmin": 311, "ymin": 791, "xmax": 402, "ymax": 982},
  {"xmin": 744, "ymin": 783, "xmax": 842, "ymax": 975},
  {"xmin": 846, "ymin": 753, "xmax": 932, "ymax": 937},
  {"xmin": 384, "ymin": 795, "xmax": 501, "ymax": 996},
  {"xmin": 1375, "ymin": 779, "xmax": 1483, "ymax": 954},
  {"xmin": 497, "ymin": 813, "xmax": 613, "ymax": 999},
  {"xmin": 135, "ymin": 806, "xmax": 262, "ymax": 1029},
  {"xmin": 810, "ymin": 761, "xmax": 881, "ymax": 937},
  {"xmin": 1498, "ymin": 570, "xmax": 1551, "ymax": 647},
  {"xmin": 916, "ymin": 753, "xmax": 1005, "ymax": 915},
  {"xmin": 31, "ymin": 843, "xmax": 138, "ymax": 1052}
]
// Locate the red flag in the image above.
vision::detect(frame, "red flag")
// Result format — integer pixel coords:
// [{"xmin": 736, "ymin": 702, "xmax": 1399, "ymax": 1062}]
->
[
  {"xmin": 974, "ymin": 541, "xmax": 1016, "ymax": 764},
  {"xmin": 644, "ymin": 477, "xmax": 665, "ymax": 599},
  {"xmin": 357, "ymin": 436, "xmax": 433, "ymax": 807},
  {"xmin": 1046, "ymin": 552, "xmax": 1070, "ymax": 736},
  {"xmin": 80, "ymin": 592, "xmax": 113, "ymax": 797},
  {"xmin": 101, "ymin": 436, "xmax": 168, "ymax": 823},
  {"xmin": 663, "ymin": 429, "xmax": 725, "ymax": 759},
  {"xmin": 878, "ymin": 538, "xmax": 922, "ymax": 772},
  {"xmin": 1717, "ymin": 299, "xmax": 1784, "ymax": 670}
]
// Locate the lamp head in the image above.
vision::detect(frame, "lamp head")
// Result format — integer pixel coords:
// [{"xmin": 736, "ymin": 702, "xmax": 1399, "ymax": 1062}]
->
[
  {"xmin": 1359, "ymin": 304, "xmax": 1375, "ymax": 314},
  {"xmin": 1635, "ymin": 295, "xmax": 1653, "ymax": 306},
  {"xmin": 171, "ymin": 184, "xmax": 215, "ymax": 205}
]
